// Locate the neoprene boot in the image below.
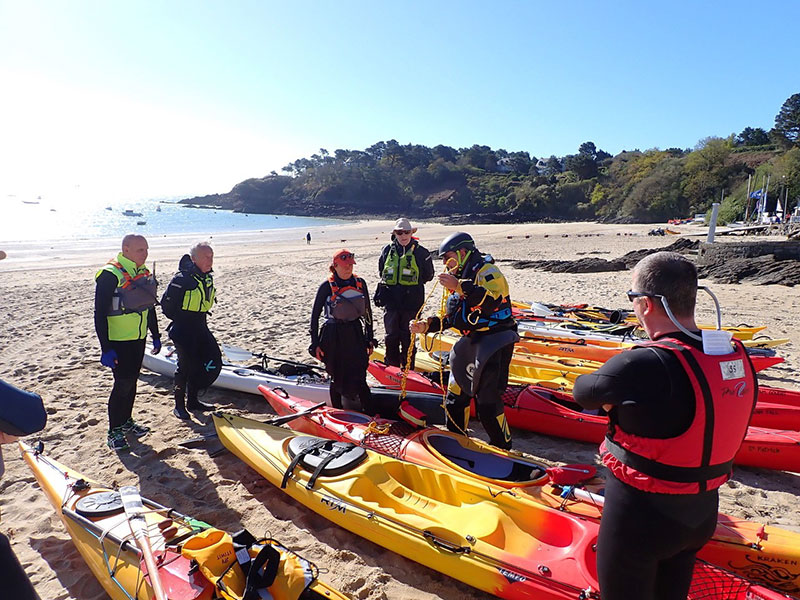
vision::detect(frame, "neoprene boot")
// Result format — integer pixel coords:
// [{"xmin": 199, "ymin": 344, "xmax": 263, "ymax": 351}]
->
[
  {"xmin": 186, "ymin": 387, "xmax": 214, "ymax": 412},
  {"xmin": 172, "ymin": 385, "xmax": 191, "ymax": 420}
]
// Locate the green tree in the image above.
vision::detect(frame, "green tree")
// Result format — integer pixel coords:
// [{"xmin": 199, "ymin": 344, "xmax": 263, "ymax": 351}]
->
[
  {"xmin": 736, "ymin": 127, "xmax": 770, "ymax": 147},
  {"xmin": 775, "ymin": 93, "xmax": 800, "ymax": 145}
]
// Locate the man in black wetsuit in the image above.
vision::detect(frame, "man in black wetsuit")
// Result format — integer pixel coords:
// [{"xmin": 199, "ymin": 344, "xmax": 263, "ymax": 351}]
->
[
  {"xmin": 94, "ymin": 234, "xmax": 161, "ymax": 451},
  {"xmin": 411, "ymin": 232, "xmax": 517, "ymax": 449},
  {"xmin": 574, "ymin": 251, "xmax": 757, "ymax": 600},
  {"xmin": 160, "ymin": 241, "xmax": 221, "ymax": 420}
]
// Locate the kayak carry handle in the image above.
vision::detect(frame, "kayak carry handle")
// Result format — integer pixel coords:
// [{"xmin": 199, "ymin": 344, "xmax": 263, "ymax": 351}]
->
[{"xmin": 423, "ymin": 530, "xmax": 471, "ymax": 554}]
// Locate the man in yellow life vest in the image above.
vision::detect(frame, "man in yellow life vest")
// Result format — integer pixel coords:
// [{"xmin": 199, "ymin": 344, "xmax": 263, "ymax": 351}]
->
[
  {"xmin": 160, "ymin": 242, "xmax": 222, "ymax": 420},
  {"xmin": 411, "ymin": 232, "xmax": 518, "ymax": 449},
  {"xmin": 94, "ymin": 234, "xmax": 161, "ymax": 452},
  {"xmin": 375, "ymin": 218, "xmax": 434, "ymax": 369}
]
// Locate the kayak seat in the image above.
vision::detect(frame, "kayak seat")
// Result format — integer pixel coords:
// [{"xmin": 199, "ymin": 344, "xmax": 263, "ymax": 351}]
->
[
  {"xmin": 427, "ymin": 434, "xmax": 548, "ymax": 483},
  {"xmin": 330, "ymin": 412, "xmax": 372, "ymax": 424},
  {"xmin": 283, "ymin": 437, "xmax": 367, "ymax": 490}
]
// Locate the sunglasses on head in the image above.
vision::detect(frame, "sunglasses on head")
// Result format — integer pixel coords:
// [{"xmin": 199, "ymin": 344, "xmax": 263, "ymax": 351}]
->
[
  {"xmin": 394, "ymin": 229, "xmax": 412, "ymax": 235},
  {"xmin": 625, "ymin": 290, "xmax": 663, "ymax": 303},
  {"xmin": 337, "ymin": 252, "xmax": 355, "ymax": 261}
]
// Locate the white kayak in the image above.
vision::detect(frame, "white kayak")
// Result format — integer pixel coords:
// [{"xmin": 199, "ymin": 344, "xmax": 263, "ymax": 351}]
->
[{"xmin": 142, "ymin": 344, "xmax": 332, "ymax": 404}]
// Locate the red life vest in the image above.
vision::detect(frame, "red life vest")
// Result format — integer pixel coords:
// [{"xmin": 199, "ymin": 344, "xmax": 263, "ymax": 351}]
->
[{"xmin": 601, "ymin": 337, "xmax": 757, "ymax": 494}]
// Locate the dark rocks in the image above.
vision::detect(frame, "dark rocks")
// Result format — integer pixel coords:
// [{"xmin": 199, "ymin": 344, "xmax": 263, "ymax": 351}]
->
[{"xmin": 511, "ymin": 257, "xmax": 628, "ymax": 273}]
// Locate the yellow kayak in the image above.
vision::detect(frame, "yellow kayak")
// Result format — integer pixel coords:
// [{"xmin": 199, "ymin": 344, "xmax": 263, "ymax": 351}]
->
[
  {"xmin": 214, "ymin": 413, "xmax": 798, "ymax": 600},
  {"xmin": 20, "ymin": 441, "xmax": 348, "ymax": 600},
  {"xmin": 370, "ymin": 345, "xmax": 573, "ymax": 390},
  {"xmin": 213, "ymin": 411, "xmax": 602, "ymax": 600}
]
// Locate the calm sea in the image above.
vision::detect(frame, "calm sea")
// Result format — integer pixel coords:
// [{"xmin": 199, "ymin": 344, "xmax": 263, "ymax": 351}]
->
[{"xmin": 2, "ymin": 195, "xmax": 345, "ymax": 242}]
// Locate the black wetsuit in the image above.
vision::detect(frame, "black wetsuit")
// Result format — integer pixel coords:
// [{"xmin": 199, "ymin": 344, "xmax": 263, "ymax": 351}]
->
[
  {"xmin": 427, "ymin": 252, "xmax": 516, "ymax": 449},
  {"xmin": 573, "ymin": 332, "xmax": 750, "ymax": 600},
  {"xmin": 94, "ymin": 270, "xmax": 159, "ymax": 430},
  {"xmin": 160, "ymin": 255, "xmax": 220, "ymax": 405},
  {"xmin": 377, "ymin": 238, "xmax": 434, "ymax": 368},
  {"xmin": 309, "ymin": 275, "xmax": 375, "ymax": 411}
]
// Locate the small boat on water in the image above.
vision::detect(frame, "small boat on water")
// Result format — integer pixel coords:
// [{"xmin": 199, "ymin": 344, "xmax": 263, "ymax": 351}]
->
[
  {"xmin": 122, "ymin": 209, "xmax": 143, "ymax": 217},
  {"xmin": 136, "ymin": 220, "xmax": 146, "ymax": 225},
  {"xmin": 156, "ymin": 205, "xmax": 162, "ymax": 212},
  {"xmin": 105, "ymin": 206, "xmax": 112, "ymax": 211}
]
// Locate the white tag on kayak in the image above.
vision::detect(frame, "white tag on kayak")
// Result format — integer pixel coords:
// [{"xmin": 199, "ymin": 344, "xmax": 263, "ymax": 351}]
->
[
  {"xmin": 720, "ymin": 359, "xmax": 745, "ymax": 381},
  {"xmin": 702, "ymin": 329, "xmax": 734, "ymax": 355}
]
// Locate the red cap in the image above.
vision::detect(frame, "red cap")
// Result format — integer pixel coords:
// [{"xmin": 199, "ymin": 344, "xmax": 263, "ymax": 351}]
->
[{"xmin": 332, "ymin": 248, "xmax": 356, "ymax": 266}]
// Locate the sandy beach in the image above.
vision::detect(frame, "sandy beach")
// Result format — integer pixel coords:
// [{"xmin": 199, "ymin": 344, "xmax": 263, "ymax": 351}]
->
[{"xmin": 2, "ymin": 219, "xmax": 799, "ymax": 600}]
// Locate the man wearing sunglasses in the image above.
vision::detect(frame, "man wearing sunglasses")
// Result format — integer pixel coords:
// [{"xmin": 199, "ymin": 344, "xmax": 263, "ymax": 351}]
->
[
  {"xmin": 411, "ymin": 231, "xmax": 517, "ymax": 450},
  {"xmin": 574, "ymin": 251, "xmax": 757, "ymax": 600},
  {"xmin": 375, "ymin": 218, "xmax": 434, "ymax": 369}
]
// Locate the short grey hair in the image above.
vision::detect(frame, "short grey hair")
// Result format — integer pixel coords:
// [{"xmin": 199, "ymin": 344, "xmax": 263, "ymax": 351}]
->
[
  {"xmin": 633, "ymin": 251, "xmax": 697, "ymax": 317},
  {"xmin": 121, "ymin": 234, "xmax": 146, "ymax": 250},
  {"xmin": 190, "ymin": 241, "xmax": 213, "ymax": 259}
]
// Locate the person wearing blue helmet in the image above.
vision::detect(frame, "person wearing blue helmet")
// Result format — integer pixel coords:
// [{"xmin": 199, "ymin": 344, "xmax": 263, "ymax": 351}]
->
[{"xmin": 411, "ymin": 232, "xmax": 517, "ymax": 449}]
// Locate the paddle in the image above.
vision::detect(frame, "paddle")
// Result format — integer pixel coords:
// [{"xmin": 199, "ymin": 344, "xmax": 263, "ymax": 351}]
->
[
  {"xmin": 222, "ymin": 344, "xmax": 326, "ymax": 375},
  {"xmin": 119, "ymin": 486, "xmax": 168, "ymax": 600},
  {"xmin": 178, "ymin": 402, "xmax": 328, "ymax": 449}
]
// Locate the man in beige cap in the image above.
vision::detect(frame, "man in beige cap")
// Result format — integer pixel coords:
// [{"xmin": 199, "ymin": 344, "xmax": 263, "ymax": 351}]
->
[{"xmin": 375, "ymin": 218, "xmax": 434, "ymax": 368}]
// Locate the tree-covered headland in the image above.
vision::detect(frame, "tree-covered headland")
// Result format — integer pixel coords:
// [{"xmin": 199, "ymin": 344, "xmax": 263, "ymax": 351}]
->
[{"xmin": 183, "ymin": 93, "xmax": 800, "ymax": 224}]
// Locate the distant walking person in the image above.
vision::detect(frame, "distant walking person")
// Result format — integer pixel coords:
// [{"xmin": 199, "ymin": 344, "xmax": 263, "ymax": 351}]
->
[
  {"xmin": 375, "ymin": 218, "xmax": 434, "ymax": 368},
  {"xmin": 160, "ymin": 241, "xmax": 222, "ymax": 420},
  {"xmin": 94, "ymin": 234, "xmax": 161, "ymax": 451},
  {"xmin": 306, "ymin": 232, "xmax": 311, "ymax": 244}
]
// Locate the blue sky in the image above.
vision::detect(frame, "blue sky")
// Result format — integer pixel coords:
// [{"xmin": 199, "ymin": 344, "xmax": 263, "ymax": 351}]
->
[{"xmin": 1, "ymin": 0, "xmax": 798, "ymax": 201}]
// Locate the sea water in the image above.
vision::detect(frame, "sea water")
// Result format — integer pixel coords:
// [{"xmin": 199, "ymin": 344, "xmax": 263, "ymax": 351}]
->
[{"xmin": 2, "ymin": 195, "xmax": 344, "ymax": 242}]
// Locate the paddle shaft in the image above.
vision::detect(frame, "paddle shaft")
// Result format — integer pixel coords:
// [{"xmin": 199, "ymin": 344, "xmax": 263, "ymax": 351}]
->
[{"xmin": 119, "ymin": 486, "xmax": 168, "ymax": 600}]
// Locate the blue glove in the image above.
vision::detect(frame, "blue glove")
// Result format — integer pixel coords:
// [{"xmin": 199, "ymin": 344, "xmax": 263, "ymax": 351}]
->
[
  {"xmin": 101, "ymin": 349, "xmax": 118, "ymax": 369},
  {"xmin": 152, "ymin": 335, "xmax": 162, "ymax": 354}
]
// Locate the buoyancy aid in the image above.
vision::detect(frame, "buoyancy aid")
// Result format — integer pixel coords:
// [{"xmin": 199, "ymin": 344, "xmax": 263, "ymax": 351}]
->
[
  {"xmin": 325, "ymin": 276, "xmax": 366, "ymax": 322},
  {"xmin": 181, "ymin": 272, "xmax": 216, "ymax": 313},
  {"xmin": 381, "ymin": 240, "xmax": 421, "ymax": 286},
  {"xmin": 447, "ymin": 254, "xmax": 513, "ymax": 334},
  {"xmin": 601, "ymin": 337, "xmax": 757, "ymax": 494},
  {"xmin": 96, "ymin": 253, "xmax": 157, "ymax": 341},
  {"xmin": 181, "ymin": 528, "xmax": 318, "ymax": 600}
]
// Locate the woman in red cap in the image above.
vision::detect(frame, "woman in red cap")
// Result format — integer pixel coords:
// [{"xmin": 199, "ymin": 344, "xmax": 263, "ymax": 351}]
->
[{"xmin": 309, "ymin": 249, "xmax": 376, "ymax": 410}]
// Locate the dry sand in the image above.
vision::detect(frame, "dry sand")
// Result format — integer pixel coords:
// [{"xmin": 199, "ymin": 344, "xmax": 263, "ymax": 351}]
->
[{"xmin": 1, "ymin": 219, "xmax": 798, "ymax": 600}]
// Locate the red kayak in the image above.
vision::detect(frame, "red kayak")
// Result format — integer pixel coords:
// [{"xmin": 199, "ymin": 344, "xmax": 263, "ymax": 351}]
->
[
  {"xmin": 498, "ymin": 386, "xmax": 800, "ymax": 472},
  {"xmin": 259, "ymin": 385, "xmax": 800, "ymax": 598},
  {"xmin": 759, "ymin": 385, "xmax": 800, "ymax": 408},
  {"xmin": 369, "ymin": 361, "xmax": 800, "ymax": 431}
]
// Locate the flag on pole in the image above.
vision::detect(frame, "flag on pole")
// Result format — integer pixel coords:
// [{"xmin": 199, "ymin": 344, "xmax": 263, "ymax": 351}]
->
[{"xmin": 749, "ymin": 189, "xmax": 763, "ymax": 199}]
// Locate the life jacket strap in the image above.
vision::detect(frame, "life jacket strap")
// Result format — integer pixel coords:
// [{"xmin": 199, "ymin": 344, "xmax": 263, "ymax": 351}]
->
[
  {"xmin": 604, "ymin": 435, "xmax": 734, "ymax": 483},
  {"xmin": 242, "ymin": 544, "xmax": 281, "ymax": 599}
]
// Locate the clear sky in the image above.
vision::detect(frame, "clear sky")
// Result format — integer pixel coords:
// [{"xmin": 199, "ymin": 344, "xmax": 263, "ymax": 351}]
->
[{"xmin": 1, "ymin": 0, "xmax": 798, "ymax": 202}]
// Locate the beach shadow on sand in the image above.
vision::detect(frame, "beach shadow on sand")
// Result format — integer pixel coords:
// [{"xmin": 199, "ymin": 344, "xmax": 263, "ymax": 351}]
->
[
  {"xmin": 29, "ymin": 535, "xmax": 107, "ymax": 600},
  {"xmin": 207, "ymin": 449, "xmax": 494, "ymax": 600}
]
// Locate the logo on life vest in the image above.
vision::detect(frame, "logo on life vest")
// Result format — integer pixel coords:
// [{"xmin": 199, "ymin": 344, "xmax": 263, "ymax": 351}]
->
[
  {"xmin": 720, "ymin": 359, "xmax": 745, "ymax": 381},
  {"xmin": 204, "ymin": 360, "xmax": 216, "ymax": 372}
]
